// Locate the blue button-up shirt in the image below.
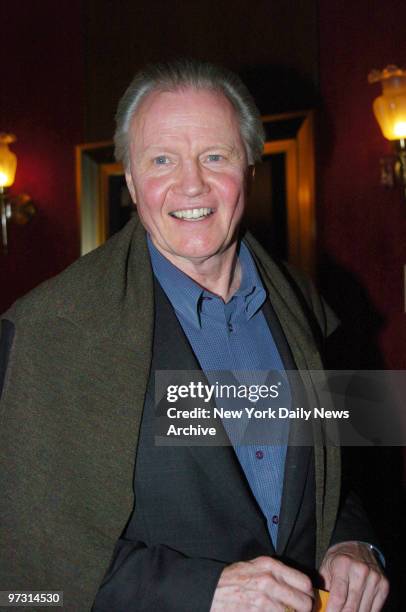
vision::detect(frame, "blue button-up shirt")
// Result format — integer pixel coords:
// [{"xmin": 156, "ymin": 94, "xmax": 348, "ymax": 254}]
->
[{"xmin": 148, "ymin": 236, "xmax": 290, "ymax": 547}]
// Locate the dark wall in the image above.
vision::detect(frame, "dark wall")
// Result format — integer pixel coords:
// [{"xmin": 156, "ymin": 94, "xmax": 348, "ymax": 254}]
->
[
  {"xmin": 0, "ymin": 0, "xmax": 84, "ymax": 313},
  {"xmin": 83, "ymin": 0, "xmax": 319, "ymax": 140},
  {"xmin": 318, "ymin": 0, "xmax": 406, "ymax": 370},
  {"xmin": 318, "ymin": 3, "xmax": 406, "ymax": 604}
]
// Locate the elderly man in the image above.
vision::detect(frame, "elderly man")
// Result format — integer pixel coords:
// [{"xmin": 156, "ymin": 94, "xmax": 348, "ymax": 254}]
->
[{"xmin": 0, "ymin": 60, "xmax": 388, "ymax": 611}]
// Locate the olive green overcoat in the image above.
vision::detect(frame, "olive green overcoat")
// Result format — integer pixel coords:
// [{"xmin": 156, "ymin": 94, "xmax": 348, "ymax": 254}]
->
[{"xmin": 0, "ymin": 216, "xmax": 340, "ymax": 610}]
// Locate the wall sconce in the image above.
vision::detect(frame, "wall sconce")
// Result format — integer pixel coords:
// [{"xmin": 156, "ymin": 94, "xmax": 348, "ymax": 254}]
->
[
  {"xmin": 368, "ymin": 65, "xmax": 406, "ymax": 199},
  {"xmin": 0, "ymin": 133, "xmax": 36, "ymax": 254}
]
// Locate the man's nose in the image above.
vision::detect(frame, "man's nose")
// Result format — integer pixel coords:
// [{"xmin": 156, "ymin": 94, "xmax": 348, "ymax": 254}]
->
[{"xmin": 173, "ymin": 160, "xmax": 209, "ymax": 197}]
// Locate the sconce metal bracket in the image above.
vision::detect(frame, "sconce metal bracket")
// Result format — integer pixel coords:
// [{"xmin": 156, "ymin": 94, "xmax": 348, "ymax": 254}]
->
[
  {"xmin": 395, "ymin": 148, "xmax": 406, "ymax": 199},
  {"xmin": 0, "ymin": 189, "xmax": 36, "ymax": 254},
  {"xmin": 379, "ymin": 142, "xmax": 406, "ymax": 199},
  {"xmin": 379, "ymin": 155, "xmax": 397, "ymax": 188}
]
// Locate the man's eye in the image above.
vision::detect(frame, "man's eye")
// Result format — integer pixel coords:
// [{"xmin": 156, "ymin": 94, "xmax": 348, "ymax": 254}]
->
[
  {"xmin": 154, "ymin": 156, "xmax": 170, "ymax": 165},
  {"xmin": 207, "ymin": 154, "xmax": 223, "ymax": 162}
]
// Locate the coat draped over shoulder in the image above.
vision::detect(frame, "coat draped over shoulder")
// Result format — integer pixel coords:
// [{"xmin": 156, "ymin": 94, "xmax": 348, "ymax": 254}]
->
[{"xmin": 0, "ymin": 216, "xmax": 341, "ymax": 611}]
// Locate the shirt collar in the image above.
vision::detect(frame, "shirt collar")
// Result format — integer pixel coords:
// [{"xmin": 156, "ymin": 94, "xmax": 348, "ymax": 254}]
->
[
  {"xmin": 236, "ymin": 241, "xmax": 267, "ymax": 318},
  {"xmin": 147, "ymin": 235, "xmax": 267, "ymax": 328}
]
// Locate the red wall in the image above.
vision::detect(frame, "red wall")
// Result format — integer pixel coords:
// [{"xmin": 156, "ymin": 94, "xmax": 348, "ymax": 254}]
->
[
  {"xmin": 318, "ymin": 0, "xmax": 406, "ymax": 369},
  {"xmin": 319, "ymin": 7, "xmax": 405, "ymax": 596},
  {"xmin": 0, "ymin": 0, "xmax": 84, "ymax": 314}
]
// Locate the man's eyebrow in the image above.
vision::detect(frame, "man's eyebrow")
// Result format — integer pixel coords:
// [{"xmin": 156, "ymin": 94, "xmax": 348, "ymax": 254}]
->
[
  {"xmin": 202, "ymin": 145, "xmax": 244, "ymax": 158},
  {"xmin": 138, "ymin": 143, "xmax": 238, "ymax": 155},
  {"xmin": 134, "ymin": 145, "xmax": 175, "ymax": 160},
  {"xmin": 202, "ymin": 144, "xmax": 236, "ymax": 150}
]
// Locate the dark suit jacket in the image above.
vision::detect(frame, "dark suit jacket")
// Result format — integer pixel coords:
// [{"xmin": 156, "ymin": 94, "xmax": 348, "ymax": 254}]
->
[
  {"xmin": 92, "ymin": 277, "xmax": 319, "ymax": 610},
  {"xmin": 0, "ymin": 217, "xmax": 375, "ymax": 611}
]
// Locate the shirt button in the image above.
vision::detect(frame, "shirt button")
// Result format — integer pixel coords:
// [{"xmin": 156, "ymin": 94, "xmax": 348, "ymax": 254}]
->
[
  {"xmin": 255, "ymin": 450, "xmax": 264, "ymax": 459},
  {"xmin": 272, "ymin": 515, "xmax": 279, "ymax": 525},
  {"xmin": 228, "ymin": 322, "xmax": 233, "ymax": 332}
]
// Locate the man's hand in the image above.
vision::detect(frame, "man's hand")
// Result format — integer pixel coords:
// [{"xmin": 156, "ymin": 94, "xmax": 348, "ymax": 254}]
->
[
  {"xmin": 210, "ymin": 555, "xmax": 314, "ymax": 611},
  {"xmin": 319, "ymin": 541, "xmax": 389, "ymax": 612}
]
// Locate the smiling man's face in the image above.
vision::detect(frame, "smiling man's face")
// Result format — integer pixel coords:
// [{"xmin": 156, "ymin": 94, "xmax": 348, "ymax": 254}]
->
[{"xmin": 125, "ymin": 87, "xmax": 248, "ymax": 269}]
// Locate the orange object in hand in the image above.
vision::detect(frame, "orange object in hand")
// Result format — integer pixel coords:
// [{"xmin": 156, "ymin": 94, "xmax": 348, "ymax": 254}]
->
[{"xmin": 313, "ymin": 589, "xmax": 329, "ymax": 611}]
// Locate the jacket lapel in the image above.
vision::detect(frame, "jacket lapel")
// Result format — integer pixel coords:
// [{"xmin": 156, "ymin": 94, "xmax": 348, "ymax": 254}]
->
[
  {"xmin": 244, "ymin": 233, "xmax": 341, "ymax": 564},
  {"xmin": 277, "ymin": 439, "xmax": 312, "ymax": 555},
  {"xmin": 260, "ymin": 300, "xmax": 313, "ymax": 556}
]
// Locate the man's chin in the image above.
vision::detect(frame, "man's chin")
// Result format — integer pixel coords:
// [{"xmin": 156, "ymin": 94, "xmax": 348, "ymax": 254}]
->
[
  {"xmin": 152, "ymin": 235, "xmax": 239, "ymax": 268},
  {"xmin": 167, "ymin": 248, "xmax": 219, "ymax": 265},
  {"xmin": 155, "ymin": 239, "xmax": 219, "ymax": 262}
]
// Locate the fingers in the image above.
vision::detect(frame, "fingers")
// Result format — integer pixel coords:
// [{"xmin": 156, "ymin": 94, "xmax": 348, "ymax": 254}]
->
[
  {"xmin": 248, "ymin": 556, "xmax": 314, "ymax": 610},
  {"xmin": 249, "ymin": 556, "xmax": 314, "ymax": 594},
  {"xmin": 249, "ymin": 573, "xmax": 313, "ymax": 611},
  {"xmin": 326, "ymin": 565, "xmax": 389, "ymax": 612},
  {"xmin": 320, "ymin": 542, "xmax": 389, "ymax": 612},
  {"xmin": 210, "ymin": 583, "xmax": 282, "ymax": 611},
  {"xmin": 211, "ymin": 556, "xmax": 315, "ymax": 612},
  {"xmin": 364, "ymin": 573, "xmax": 390, "ymax": 612},
  {"xmin": 325, "ymin": 555, "xmax": 365, "ymax": 611}
]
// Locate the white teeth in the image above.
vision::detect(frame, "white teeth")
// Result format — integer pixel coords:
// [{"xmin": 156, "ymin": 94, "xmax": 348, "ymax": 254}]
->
[{"xmin": 170, "ymin": 207, "xmax": 213, "ymax": 220}]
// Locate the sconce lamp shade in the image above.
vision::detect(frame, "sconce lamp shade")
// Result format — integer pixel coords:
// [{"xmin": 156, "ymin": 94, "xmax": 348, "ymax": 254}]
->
[
  {"xmin": 0, "ymin": 133, "xmax": 17, "ymax": 188},
  {"xmin": 369, "ymin": 66, "xmax": 406, "ymax": 141}
]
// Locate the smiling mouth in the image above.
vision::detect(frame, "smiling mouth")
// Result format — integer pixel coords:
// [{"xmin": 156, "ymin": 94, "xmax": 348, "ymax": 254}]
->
[{"xmin": 169, "ymin": 207, "xmax": 214, "ymax": 221}]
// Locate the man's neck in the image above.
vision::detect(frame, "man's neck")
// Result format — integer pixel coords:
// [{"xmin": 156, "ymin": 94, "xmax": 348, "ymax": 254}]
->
[{"xmin": 154, "ymin": 242, "xmax": 242, "ymax": 303}]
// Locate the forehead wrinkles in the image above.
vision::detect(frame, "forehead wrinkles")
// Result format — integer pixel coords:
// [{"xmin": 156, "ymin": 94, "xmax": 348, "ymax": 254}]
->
[{"xmin": 130, "ymin": 88, "xmax": 244, "ymax": 155}]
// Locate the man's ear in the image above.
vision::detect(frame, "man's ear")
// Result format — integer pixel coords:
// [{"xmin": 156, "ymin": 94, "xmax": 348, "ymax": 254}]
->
[{"xmin": 125, "ymin": 170, "xmax": 137, "ymax": 204}]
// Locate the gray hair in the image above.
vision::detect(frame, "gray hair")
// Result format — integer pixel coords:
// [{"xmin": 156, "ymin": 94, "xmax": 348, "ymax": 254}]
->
[{"xmin": 114, "ymin": 59, "xmax": 265, "ymax": 168}]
